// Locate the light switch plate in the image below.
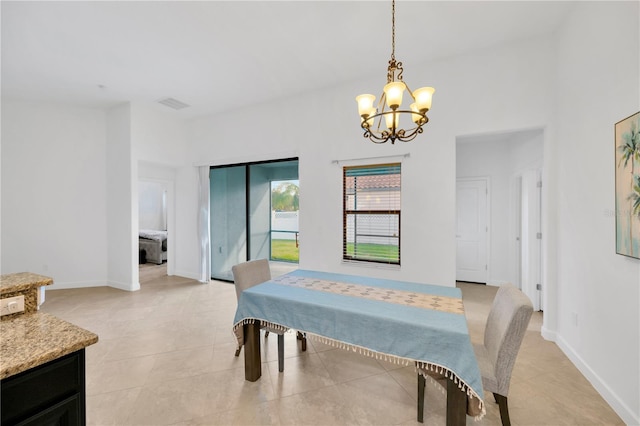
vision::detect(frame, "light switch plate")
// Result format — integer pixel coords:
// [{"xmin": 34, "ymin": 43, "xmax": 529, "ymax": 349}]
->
[{"xmin": 1, "ymin": 295, "xmax": 25, "ymax": 316}]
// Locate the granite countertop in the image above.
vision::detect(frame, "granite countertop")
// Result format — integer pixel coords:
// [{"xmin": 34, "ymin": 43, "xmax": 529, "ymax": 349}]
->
[
  {"xmin": 0, "ymin": 312, "xmax": 98, "ymax": 379},
  {"xmin": 0, "ymin": 272, "xmax": 53, "ymax": 295}
]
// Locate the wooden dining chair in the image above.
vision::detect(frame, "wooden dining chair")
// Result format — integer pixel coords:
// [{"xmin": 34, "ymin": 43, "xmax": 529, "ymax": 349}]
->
[
  {"xmin": 417, "ymin": 283, "xmax": 533, "ymax": 426},
  {"xmin": 231, "ymin": 259, "xmax": 307, "ymax": 372}
]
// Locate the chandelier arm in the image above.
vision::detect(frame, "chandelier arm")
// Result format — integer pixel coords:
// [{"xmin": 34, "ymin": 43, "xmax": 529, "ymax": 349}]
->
[
  {"xmin": 374, "ymin": 94, "xmax": 388, "ymax": 133},
  {"xmin": 360, "ymin": 110, "xmax": 429, "ymax": 144},
  {"xmin": 362, "ymin": 126, "xmax": 422, "ymax": 144},
  {"xmin": 396, "ymin": 127, "xmax": 424, "ymax": 143},
  {"xmin": 363, "ymin": 128, "xmax": 393, "ymax": 144},
  {"xmin": 366, "ymin": 109, "xmax": 427, "ymax": 121},
  {"xmin": 404, "ymin": 82, "xmax": 416, "ymax": 100}
]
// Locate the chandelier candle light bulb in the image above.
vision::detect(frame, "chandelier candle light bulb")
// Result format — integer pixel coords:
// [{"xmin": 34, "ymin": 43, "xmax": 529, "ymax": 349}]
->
[
  {"xmin": 385, "ymin": 111, "xmax": 400, "ymax": 130},
  {"xmin": 383, "ymin": 82, "xmax": 405, "ymax": 110},
  {"xmin": 410, "ymin": 103, "xmax": 422, "ymax": 124},
  {"xmin": 355, "ymin": 0, "xmax": 434, "ymax": 144},
  {"xmin": 356, "ymin": 94, "xmax": 376, "ymax": 118},
  {"xmin": 413, "ymin": 87, "xmax": 435, "ymax": 111}
]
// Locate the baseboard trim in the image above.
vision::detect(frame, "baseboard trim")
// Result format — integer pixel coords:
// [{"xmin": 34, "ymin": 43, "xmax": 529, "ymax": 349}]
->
[
  {"xmin": 487, "ymin": 280, "xmax": 509, "ymax": 287},
  {"xmin": 540, "ymin": 326, "xmax": 556, "ymax": 342},
  {"xmin": 174, "ymin": 270, "xmax": 201, "ymax": 282},
  {"xmin": 107, "ymin": 280, "xmax": 140, "ymax": 292},
  {"xmin": 556, "ymin": 334, "xmax": 639, "ymax": 425},
  {"xmin": 46, "ymin": 280, "xmax": 107, "ymax": 290}
]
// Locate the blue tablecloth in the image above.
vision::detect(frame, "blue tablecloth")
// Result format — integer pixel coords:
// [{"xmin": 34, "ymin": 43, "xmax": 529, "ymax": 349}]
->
[{"xmin": 233, "ymin": 269, "xmax": 484, "ymax": 417}]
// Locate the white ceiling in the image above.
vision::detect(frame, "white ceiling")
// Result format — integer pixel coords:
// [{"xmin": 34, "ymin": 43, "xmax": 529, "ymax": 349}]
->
[{"xmin": 1, "ymin": 1, "xmax": 575, "ymax": 120}]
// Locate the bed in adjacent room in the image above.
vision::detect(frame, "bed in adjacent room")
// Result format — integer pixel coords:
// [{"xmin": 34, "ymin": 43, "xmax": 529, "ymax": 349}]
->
[{"xmin": 139, "ymin": 229, "xmax": 167, "ymax": 265}]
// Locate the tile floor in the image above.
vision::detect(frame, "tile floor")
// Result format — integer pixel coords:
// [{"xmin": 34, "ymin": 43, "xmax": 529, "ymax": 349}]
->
[{"xmin": 39, "ymin": 268, "xmax": 624, "ymax": 425}]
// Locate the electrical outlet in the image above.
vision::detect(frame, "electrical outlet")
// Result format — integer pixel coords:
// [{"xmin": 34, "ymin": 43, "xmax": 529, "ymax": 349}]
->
[{"xmin": 1, "ymin": 295, "xmax": 25, "ymax": 316}]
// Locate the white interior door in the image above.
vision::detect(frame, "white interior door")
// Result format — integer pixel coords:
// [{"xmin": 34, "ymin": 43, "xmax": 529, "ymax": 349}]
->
[
  {"xmin": 520, "ymin": 169, "xmax": 542, "ymax": 311},
  {"xmin": 456, "ymin": 179, "xmax": 488, "ymax": 283}
]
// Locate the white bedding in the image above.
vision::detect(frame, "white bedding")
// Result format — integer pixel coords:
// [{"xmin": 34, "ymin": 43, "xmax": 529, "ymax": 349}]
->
[{"xmin": 139, "ymin": 229, "xmax": 167, "ymax": 242}]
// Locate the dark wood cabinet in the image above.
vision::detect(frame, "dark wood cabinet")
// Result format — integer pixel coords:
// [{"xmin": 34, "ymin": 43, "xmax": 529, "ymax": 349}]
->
[{"xmin": 1, "ymin": 350, "xmax": 86, "ymax": 426}]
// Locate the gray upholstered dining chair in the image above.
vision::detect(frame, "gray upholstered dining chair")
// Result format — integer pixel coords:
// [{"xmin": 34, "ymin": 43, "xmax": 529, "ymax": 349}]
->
[
  {"xmin": 417, "ymin": 283, "xmax": 533, "ymax": 426},
  {"xmin": 231, "ymin": 259, "xmax": 307, "ymax": 372}
]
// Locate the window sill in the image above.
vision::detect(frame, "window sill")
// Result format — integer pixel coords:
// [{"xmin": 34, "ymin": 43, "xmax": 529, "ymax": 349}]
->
[{"xmin": 341, "ymin": 260, "xmax": 401, "ymax": 270}]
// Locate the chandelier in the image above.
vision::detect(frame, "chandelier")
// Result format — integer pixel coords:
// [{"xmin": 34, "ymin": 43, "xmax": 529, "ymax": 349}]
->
[{"xmin": 356, "ymin": 0, "xmax": 435, "ymax": 144}]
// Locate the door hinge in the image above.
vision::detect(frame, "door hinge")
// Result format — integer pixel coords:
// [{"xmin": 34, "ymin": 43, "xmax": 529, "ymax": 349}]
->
[
  {"xmin": 536, "ymin": 283, "xmax": 542, "ymax": 291},
  {"xmin": 536, "ymin": 232, "xmax": 542, "ymax": 239}
]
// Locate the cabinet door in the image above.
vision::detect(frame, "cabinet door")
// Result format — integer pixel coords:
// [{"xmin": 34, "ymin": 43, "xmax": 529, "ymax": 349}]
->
[
  {"xmin": 1, "ymin": 350, "xmax": 85, "ymax": 426},
  {"xmin": 18, "ymin": 394, "xmax": 81, "ymax": 426}
]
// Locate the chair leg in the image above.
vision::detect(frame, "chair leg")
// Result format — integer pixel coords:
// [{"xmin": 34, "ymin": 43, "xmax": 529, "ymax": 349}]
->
[
  {"xmin": 494, "ymin": 393, "xmax": 511, "ymax": 426},
  {"xmin": 277, "ymin": 334, "xmax": 284, "ymax": 372},
  {"xmin": 296, "ymin": 331, "xmax": 307, "ymax": 351},
  {"xmin": 417, "ymin": 373, "xmax": 425, "ymax": 423}
]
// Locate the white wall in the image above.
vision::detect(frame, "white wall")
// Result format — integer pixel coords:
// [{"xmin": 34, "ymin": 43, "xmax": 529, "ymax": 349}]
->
[
  {"xmin": 138, "ymin": 181, "xmax": 167, "ymax": 230},
  {"xmin": 554, "ymin": 2, "xmax": 639, "ymax": 423},
  {"xmin": 1, "ymin": 102, "xmax": 108, "ymax": 287},
  {"xmin": 174, "ymin": 165, "xmax": 199, "ymax": 280},
  {"xmin": 106, "ymin": 104, "xmax": 138, "ymax": 291},
  {"xmin": 0, "ymin": 101, "xmax": 191, "ymax": 291},
  {"xmin": 131, "ymin": 103, "xmax": 188, "ymax": 167},
  {"xmin": 188, "ymin": 36, "xmax": 556, "ymax": 287}
]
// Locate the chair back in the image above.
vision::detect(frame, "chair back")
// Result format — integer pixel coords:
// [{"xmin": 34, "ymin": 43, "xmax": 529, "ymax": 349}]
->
[
  {"xmin": 231, "ymin": 259, "xmax": 271, "ymax": 301},
  {"xmin": 484, "ymin": 284, "xmax": 533, "ymax": 395}
]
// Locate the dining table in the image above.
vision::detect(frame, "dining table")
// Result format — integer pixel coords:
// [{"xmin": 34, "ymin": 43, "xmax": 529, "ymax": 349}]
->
[{"xmin": 233, "ymin": 269, "xmax": 485, "ymax": 424}]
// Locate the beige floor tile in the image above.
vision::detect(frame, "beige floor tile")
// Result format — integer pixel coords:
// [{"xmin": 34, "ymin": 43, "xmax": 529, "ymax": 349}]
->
[
  {"xmin": 36, "ymin": 275, "xmax": 624, "ymax": 426},
  {"xmin": 275, "ymin": 385, "xmax": 361, "ymax": 425},
  {"xmin": 128, "ymin": 367, "xmax": 277, "ymax": 425},
  {"xmin": 145, "ymin": 345, "xmax": 219, "ymax": 384},
  {"xmin": 335, "ymin": 372, "xmax": 416, "ymax": 424},
  {"xmin": 86, "ymin": 387, "xmax": 142, "ymax": 426},
  {"xmin": 316, "ymin": 347, "xmax": 387, "ymax": 383},
  {"xmin": 86, "ymin": 354, "xmax": 155, "ymax": 395},
  {"xmin": 267, "ymin": 352, "xmax": 336, "ymax": 398},
  {"xmin": 177, "ymin": 400, "xmax": 281, "ymax": 425}
]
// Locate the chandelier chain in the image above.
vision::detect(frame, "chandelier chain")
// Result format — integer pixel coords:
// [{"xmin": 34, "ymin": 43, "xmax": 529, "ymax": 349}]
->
[{"xmin": 391, "ymin": 0, "xmax": 396, "ymax": 61}]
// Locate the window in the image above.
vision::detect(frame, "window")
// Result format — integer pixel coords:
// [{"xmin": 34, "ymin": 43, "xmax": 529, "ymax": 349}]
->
[{"xmin": 343, "ymin": 163, "xmax": 401, "ymax": 265}]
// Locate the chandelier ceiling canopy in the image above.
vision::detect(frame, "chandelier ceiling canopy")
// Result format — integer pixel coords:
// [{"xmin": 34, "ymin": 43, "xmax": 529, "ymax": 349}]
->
[{"xmin": 356, "ymin": 0, "xmax": 435, "ymax": 144}]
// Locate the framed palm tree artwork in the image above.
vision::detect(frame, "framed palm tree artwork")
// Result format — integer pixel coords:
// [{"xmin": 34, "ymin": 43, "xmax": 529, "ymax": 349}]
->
[{"xmin": 615, "ymin": 111, "xmax": 640, "ymax": 259}]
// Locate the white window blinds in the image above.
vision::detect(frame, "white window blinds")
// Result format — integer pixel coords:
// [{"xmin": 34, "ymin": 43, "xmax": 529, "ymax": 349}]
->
[{"xmin": 343, "ymin": 163, "xmax": 401, "ymax": 265}]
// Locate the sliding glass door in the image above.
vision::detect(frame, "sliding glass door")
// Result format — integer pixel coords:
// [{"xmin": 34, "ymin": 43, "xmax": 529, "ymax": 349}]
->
[
  {"xmin": 210, "ymin": 165, "xmax": 247, "ymax": 281},
  {"xmin": 210, "ymin": 159, "xmax": 298, "ymax": 281}
]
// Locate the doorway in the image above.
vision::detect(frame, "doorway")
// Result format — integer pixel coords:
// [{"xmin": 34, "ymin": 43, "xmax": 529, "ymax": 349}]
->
[
  {"xmin": 209, "ymin": 158, "xmax": 299, "ymax": 281},
  {"xmin": 455, "ymin": 129, "xmax": 543, "ymax": 310},
  {"xmin": 138, "ymin": 179, "xmax": 170, "ymax": 282}
]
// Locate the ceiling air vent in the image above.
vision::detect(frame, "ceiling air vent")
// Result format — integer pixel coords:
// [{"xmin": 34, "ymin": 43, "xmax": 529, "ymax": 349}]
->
[{"xmin": 157, "ymin": 97, "xmax": 190, "ymax": 110}]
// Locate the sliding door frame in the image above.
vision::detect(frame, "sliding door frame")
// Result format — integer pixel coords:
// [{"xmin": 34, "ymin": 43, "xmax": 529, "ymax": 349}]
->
[{"xmin": 210, "ymin": 157, "xmax": 299, "ymax": 281}]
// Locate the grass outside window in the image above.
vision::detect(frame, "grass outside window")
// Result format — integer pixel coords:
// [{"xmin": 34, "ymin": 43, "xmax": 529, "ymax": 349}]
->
[
  {"xmin": 271, "ymin": 239, "xmax": 299, "ymax": 262},
  {"xmin": 345, "ymin": 242, "xmax": 399, "ymax": 263}
]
